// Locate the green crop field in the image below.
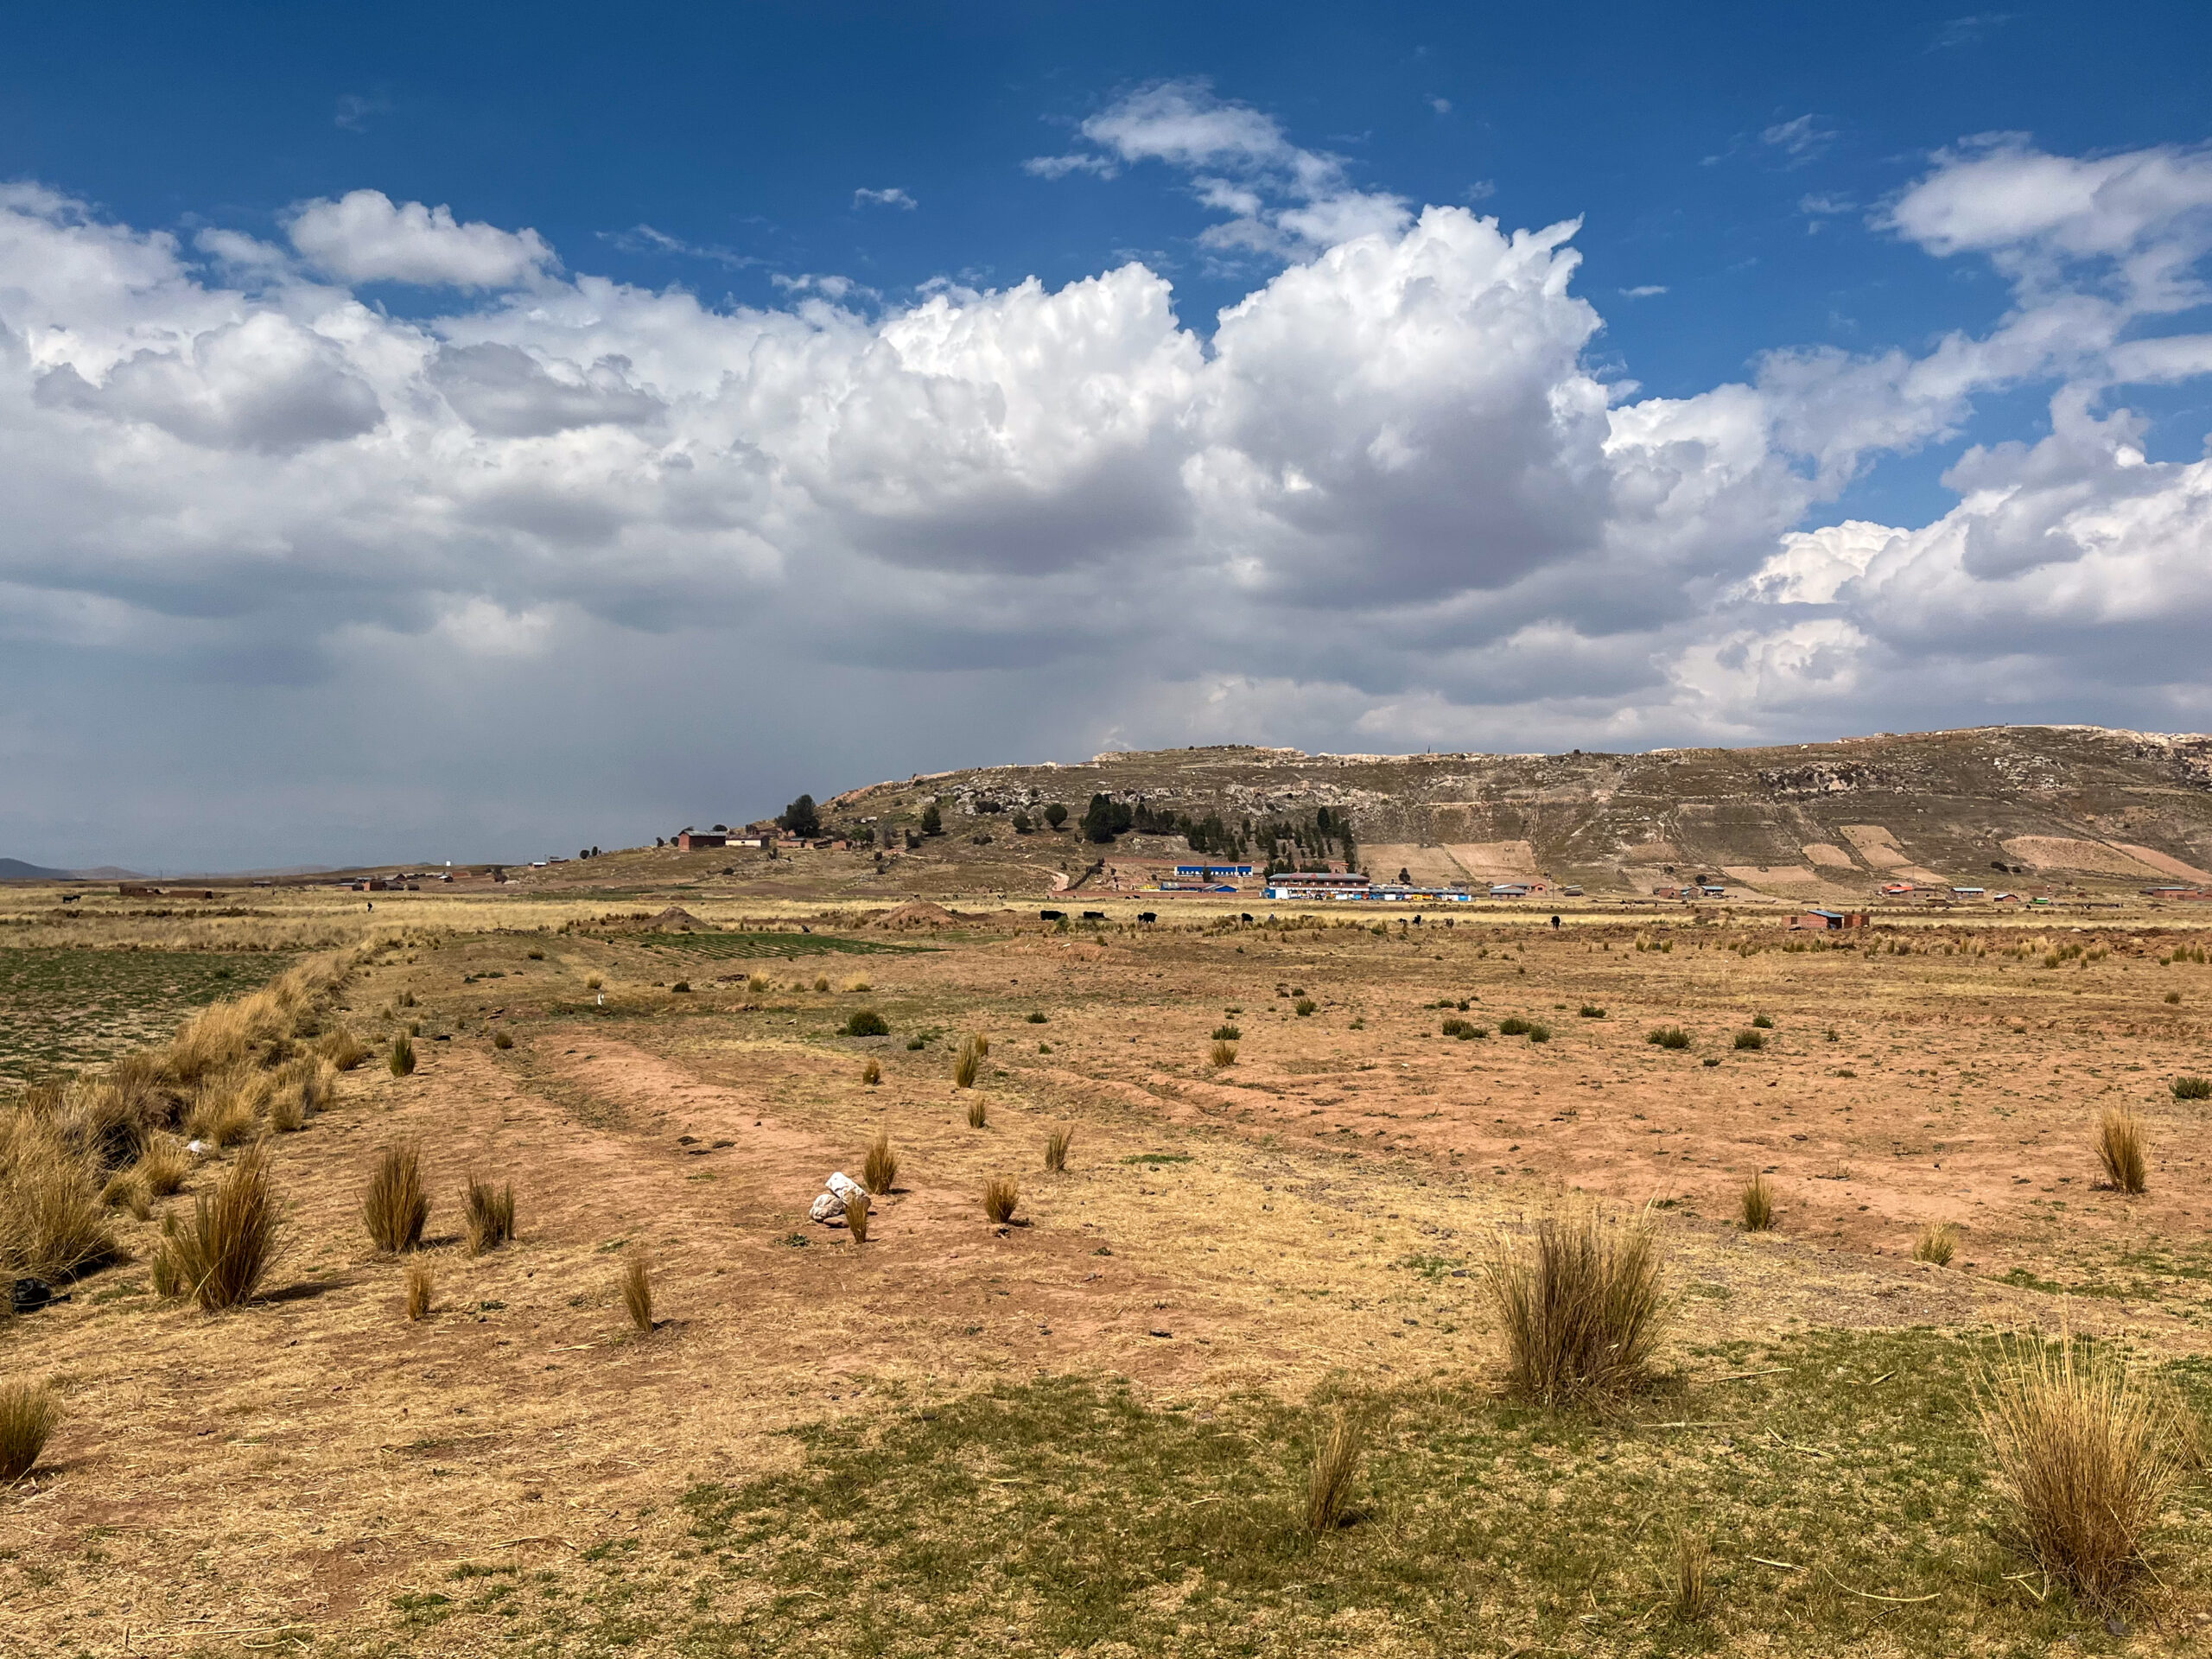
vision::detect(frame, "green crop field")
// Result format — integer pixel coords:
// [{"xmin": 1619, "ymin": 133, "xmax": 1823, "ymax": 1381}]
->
[{"xmin": 0, "ymin": 945, "xmax": 293, "ymax": 1085}]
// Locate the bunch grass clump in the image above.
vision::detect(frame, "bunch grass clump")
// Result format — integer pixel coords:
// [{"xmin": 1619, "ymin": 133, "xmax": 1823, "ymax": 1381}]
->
[
  {"xmin": 2171, "ymin": 1076, "xmax": 2210, "ymax": 1101},
  {"xmin": 2096, "ymin": 1105, "xmax": 2147, "ymax": 1195},
  {"xmin": 1671, "ymin": 1530, "xmax": 1713, "ymax": 1621},
  {"xmin": 863, "ymin": 1130, "xmax": 899, "ymax": 1196},
  {"xmin": 99, "ymin": 1169, "xmax": 152, "ymax": 1220},
  {"xmin": 388, "ymin": 1032, "xmax": 416, "ymax": 1077},
  {"xmin": 405, "ymin": 1260, "xmax": 434, "ymax": 1321},
  {"xmin": 1646, "ymin": 1026, "xmax": 1691, "ymax": 1050},
  {"xmin": 1210, "ymin": 1039, "xmax": 1238, "ymax": 1067},
  {"xmin": 317, "ymin": 1029, "xmax": 372, "ymax": 1071},
  {"xmin": 0, "ymin": 1114, "xmax": 118, "ymax": 1281},
  {"xmin": 1302, "ymin": 1408, "xmax": 1363, "ymax": 1536},
  {"xmin": 1914, "ymin": 1221, "xmax": 1958, "ymax": 1266},
  {"xmin": 1979, "ymin": 1331, "xmax": 2190, "ymax": 1604},
  {"xmin": 844, "ymin": 1008, "xmax": 890, "ymax": 1038},
  {"xmin": 158, "ymin": 1142, "xmax": 280, "ymax": 1311},
  {"xmin": 983, "ymin": 1175, "xmax": 1019, "ymax": 1225},
  {"xmin": 364, "ymin": 1142, "xmax": 429, "ymax": 1252},
  {"xmin": 844, "ymin": 1190, "xmax": 871, "ymax": 1243},
  {"xmin": 1738, "ymin": 1174, "xmax": 1774, "ymax": 1232},
  {"xmin": 1733, "ymin": 1028, "xmax": 1765, "ymax": 1052},
  {"xmin": 0, "ymin": 1382, "xmax": 60, "ymax": 1484},
  {"xmin": 464, "ymin": 1177, "xmax": 515, "ymax": 1254},
  {"xmin": 622, "ymin": 1253, "xmax": 654, "ymax": 1332},
  {"xmin": 134, "ymin": 1135, "xmax": 191, "ymax": 1197},
  {"xmin": 1045, "ymin": 1126, "xmax": 1072, "ymax": 1173},
  {"xmin": 954, "ymin": 1036, "xmax": 982, "ymax": 1090},
  {"xmin": 1484, "ymin": 1203, "xmax": 1670, "ymax": 1408},
  {"xmin": 861, "ymin": 1057, "xmax": 882, "ymax": 1085}
]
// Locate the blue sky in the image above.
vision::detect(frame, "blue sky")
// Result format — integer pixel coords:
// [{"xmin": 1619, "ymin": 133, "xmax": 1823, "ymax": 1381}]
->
[{"xmin": 3, "ymin": 3, "xmax": 2210, "ymax": 867}]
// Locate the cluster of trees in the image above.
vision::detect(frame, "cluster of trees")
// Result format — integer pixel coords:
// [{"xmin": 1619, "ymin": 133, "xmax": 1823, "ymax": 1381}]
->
[
  {"xmin": 646, "ymin": 787, "xmax": 1353, "ymax": 871},
  {"xmin": 1256, "ymin": 805, "xmax": 1357, "ymax": 874},
  {"xmin": 1058, "ymin": 792, "xmax": 1351, "ymax": 866}
]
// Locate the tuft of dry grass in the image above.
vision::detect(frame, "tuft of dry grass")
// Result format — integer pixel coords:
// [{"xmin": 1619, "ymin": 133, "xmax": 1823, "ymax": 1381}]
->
[
  {"xmin": 622, "ymin": 1252, "xmax": 654, "ymax": 1332},
  {"xmin": 134, "ymin": 1135, "xmax": 190, "ymax": 1197},
  {"xmin": 0, "ymin": 1381, "xmax": 60, "ymax": 1484},
  {"xmin": 746, "ymin": 973, "xmax": 769, "ymax": 995},
  {"xmin": 405, "ymin": 1260, "xmax": 434, "ymax": 1321},
  {"xmin": 185, "ymin": 1091, "xmax": 256, "ymax": 1148},
  {"xmin": 0, "ymin": 1114, "xmax": 118, "ymax": 1281},
  {"xmin": 1044, "ymin": 1126, "xmax": 1072, "ymax": 1173},
  {"xmin": 99, "ymin": 1169, "xmax": 152, "ymax": 1221},
  {"xmin": 1484, "ymin": 1202, "xmax": 1670, "ymax": 1408},
  {"xmin": 2095, "ymin": 1105, "xmax": 2147, "ymax": 1194},
  {"xmin": 812, "ymin": 975, "xmax": 831, "ymax": 993},
  {"xmin": 388, "ymin": 1032, "xmax": 416, "ymax": 1077},
  {"xmin": 863, "ymin": 1131, "xmax": 899, "ymax": 1196},
  {"xmin": 493, "ymin": 1029, "xmax": 515, "ymax": 1050},
  {"xmin": 844, "ymin": 1190, "xmax": 871, "ymax": 1243},
  {"xmin": 953, "ymin": 1035, "xmax": 983, "ymax": 1088},
  {"xmin": 159, "ymin": 1142, "xmax": 281, "ymax": 1311},
  {"xmin": 1979, "ymin": 1331, "xmax": 2190, "ymax": 1604},
  {"xmin": 1672, "ymin": 1530, "xmax": 1713, "ymax": 1621},
  {"xmin": 983, "ymin": 1175, "xmax": 1019, "ymax": 1225},
  {"xmin": 1738, "ymin": 1174, "xmax": 1774, "ymax": 1232},
  {"xmin": 861, "ymin": 1057, "xmax": 882, "ymax": 1085},
  {"xmin": 844, "ymin": 976, "xmax": 873, "ymax": 993},
  {"xmin": 265, "ymin": 1058, "xmax": 331, "ymax": 1135},
  {"xmin": 966, "ymin": 1095, "xmax": 988, "ymax": 1129},
  {"xmin": 464, "ymin": 1177, "xmax": 515, "ymax": 1255},
  {"xmin": 1914, "ymin": 1221, "xmax": 1959, "ymax": 1266},
  {"xmin": 1303, "ymin": 1408, "xmax": 1363, "ymax": 1536},
  {"xmin": 317, "ymin": 1028, "xmax": 372, "ymax": 1071},
  {"xmin": 363, "ymin": 1142, "xmax": 429, "ymax": 1253},
  {"xmin": 1210, "ymin": 1039, "xmax": 1238, "ymax": 1067}
]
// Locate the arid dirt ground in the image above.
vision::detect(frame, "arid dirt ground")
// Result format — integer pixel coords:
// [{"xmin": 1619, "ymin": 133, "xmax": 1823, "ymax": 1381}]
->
[{"xmin": 5, "ymin": 886, "xmax": 2212, "ymax": 1656}]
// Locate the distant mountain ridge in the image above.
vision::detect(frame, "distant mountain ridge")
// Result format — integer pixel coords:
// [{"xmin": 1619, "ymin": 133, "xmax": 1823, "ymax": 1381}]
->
[
  {"xmin": 0, "ymin": 859, "xmax": 147, "ymax": 881},
  {"xmin": 829, "ymin": 725, "xmax": 2212, "ymax": 897}
]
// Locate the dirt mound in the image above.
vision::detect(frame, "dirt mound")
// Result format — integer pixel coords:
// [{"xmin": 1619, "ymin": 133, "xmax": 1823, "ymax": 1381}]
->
[
  {"xmin": 872, "ymin": 900, "xmax": 960, "ymax": 928},
  {"xmin": 648, "ymin": 906, "xmax": 711, "ymax": 931}
]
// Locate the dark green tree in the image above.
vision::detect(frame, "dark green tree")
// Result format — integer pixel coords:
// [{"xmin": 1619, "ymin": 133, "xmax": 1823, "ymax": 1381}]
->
[
  {"xmin": 1012, "ymin": 810, "xmax": 1033, "ymax": 834},
  {"xmin": 779, "ymin": 795, "xmax": 822, "ymax": 837},
  {"xmin": 920, "ymin": 804, "xmax": 943, "ymax": 836},
  {"xmin": 1044, "ymin": 803, "xmax": 1068, "ymax": 830},
  {"xmin": 1081, "ymin": 793, "xmax": 1133, "ymax": 844}
]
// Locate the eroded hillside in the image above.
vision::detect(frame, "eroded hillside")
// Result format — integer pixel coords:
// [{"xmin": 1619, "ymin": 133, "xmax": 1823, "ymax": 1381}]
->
[{"xmin": 828, "ymin": 726, "xmax": 2212, "ymax": 898}]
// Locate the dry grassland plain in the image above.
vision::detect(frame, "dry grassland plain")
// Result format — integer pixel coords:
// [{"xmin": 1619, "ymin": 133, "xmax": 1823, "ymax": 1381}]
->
[{"xmin": 3, "ymin": 880, "xmax": 2212, "ymax": 1657}]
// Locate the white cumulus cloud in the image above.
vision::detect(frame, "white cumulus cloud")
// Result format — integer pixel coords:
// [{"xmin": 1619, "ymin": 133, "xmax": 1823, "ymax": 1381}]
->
[
  {"xmin": 1, "ymin": 118, "xmax": 2210, "ymax": 863},
  {"xmin": 285, "ymin": 189, "xmax": 557, "ymax": 288}
]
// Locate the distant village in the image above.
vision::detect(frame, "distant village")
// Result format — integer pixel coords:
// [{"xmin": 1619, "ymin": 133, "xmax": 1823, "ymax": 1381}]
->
[{"xmin": 275, "ymin": 785, "xmax": 2212, "ymax": 920}]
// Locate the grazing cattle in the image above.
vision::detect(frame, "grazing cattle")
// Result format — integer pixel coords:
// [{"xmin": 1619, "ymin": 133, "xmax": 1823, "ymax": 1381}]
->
[
  {"xmin": 1137, "ymin": 912, "xmax": 1156, "ymax": 923},
  {"xmin": 1039, "ymin": 909, "xmax": 1064, "ymax": 921},
  {"xmin": 1082, "ymin": 910, "xmax": 1105, "ymax": 921}
]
